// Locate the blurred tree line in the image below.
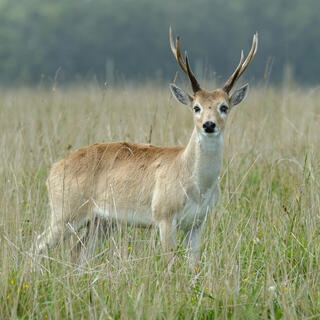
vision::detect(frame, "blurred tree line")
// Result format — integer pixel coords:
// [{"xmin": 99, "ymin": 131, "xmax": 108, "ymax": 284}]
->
[{"xmin": 0, "ymin": 0, "xmax": 319, "ymax": 85}]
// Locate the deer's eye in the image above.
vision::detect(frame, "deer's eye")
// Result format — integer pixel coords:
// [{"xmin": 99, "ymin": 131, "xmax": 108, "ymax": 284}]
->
[
  {"xmin": 220, "ymin": 105, "xmax": 228, "ymax": 113},
  {"xmin": 193, "ymin": 106, "xmax": 201, "ymax": 113}
]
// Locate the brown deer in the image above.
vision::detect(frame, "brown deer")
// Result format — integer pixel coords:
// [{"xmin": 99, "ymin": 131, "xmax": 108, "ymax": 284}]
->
[{"xmin": 36, "ymin": 27, "xmax": 258, "ymax": 267}]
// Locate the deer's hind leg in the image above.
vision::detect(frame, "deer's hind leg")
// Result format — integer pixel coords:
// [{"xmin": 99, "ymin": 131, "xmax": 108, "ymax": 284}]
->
[
  {"xmin": 72, "ymin": 216, "xmax": 115, "ymax": 261},
  {"xmin": 36, "ymin": 195, "xmax": 92, "ymax": 256}
]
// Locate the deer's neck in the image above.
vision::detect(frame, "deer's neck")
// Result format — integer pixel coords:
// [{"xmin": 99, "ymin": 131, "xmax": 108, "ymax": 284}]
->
[{"xmin": 182, "ymin": 128, "xmax": 223, "ymax": 195}]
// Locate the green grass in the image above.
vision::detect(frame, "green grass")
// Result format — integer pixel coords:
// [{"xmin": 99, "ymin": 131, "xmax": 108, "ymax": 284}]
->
[{"xmin": 1, "ymin": 84, "xmax": 320, "ymax": 319}]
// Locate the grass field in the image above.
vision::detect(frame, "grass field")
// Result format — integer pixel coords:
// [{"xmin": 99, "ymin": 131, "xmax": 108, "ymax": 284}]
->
[{"xmin": 1, "ymin": 83, "xmax": 320, "ymax": 319}]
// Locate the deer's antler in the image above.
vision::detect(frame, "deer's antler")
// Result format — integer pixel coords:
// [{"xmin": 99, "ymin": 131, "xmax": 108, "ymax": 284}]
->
[
  {"xmin": 169, "ymin": 26, "xmax": 201, "ymax": 93},
  {"xmin": 223, "ymin": 33, "xmax": 258, "ymax": 93}
]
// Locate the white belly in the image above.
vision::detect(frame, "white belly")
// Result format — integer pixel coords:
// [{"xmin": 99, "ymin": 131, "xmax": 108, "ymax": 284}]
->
[{"xmin": 93, "ymin": 207, "xmax": 154, "ymax": 227}]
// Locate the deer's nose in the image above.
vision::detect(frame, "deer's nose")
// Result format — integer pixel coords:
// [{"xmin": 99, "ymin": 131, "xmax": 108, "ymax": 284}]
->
[{"xmin": 203, "ymin": 121, "xmax": 216, "ymax": 133}]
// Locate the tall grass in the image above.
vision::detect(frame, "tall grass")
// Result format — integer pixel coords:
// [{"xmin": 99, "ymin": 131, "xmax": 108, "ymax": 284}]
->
[{"xmin": 1, "ymin": 84, "xmax": 320, "ymax": 319}]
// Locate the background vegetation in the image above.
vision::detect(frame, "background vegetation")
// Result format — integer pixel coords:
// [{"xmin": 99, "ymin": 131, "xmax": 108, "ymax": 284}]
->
[
  {"xmin": 0, "ymin": 0, "xmax": 320, "ymax": 85},
  {"xmin": 1, "ymin": 84, "xmax": 320, "ymax": 318},
  {"xmin": 1, "ymin": 0, "xmax": 320, "ymax": 318}
]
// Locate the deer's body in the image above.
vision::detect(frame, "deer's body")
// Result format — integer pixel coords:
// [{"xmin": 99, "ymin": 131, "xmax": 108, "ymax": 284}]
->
[
  {"xmin": 41, "ymin": 125, "xmax": 222, "ymax": 262},
  {"xmin": 36, "ymin": 28, "xmax": 258, "ymax": 266}
]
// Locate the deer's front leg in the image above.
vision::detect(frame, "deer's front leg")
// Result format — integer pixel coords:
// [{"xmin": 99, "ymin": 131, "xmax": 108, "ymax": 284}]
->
[
  {"xmin": 158, "ymin": 218, "xmax": 177, "ymax": 253},
  {"xmin": 184, "ymin": 221, "xmax": 205, "ymax": 268}
]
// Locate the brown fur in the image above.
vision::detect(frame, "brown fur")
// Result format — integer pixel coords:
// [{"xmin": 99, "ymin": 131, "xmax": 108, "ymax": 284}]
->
[{"xmin": 47, "ymin": 142, "xmax": 185, "ymax": 223}]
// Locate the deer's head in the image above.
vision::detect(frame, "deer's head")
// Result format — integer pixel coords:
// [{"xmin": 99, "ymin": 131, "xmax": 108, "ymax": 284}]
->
[{"xmin": 169, "ymin": 27, "xmax": 258, "ymax": 138}]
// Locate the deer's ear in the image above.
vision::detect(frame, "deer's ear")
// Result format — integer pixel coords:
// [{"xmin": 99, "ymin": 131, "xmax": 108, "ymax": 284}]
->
[
  {"xmin": 230, "ymin": 84, "xmax": 249, "ymax": 106},
  {"xmin": 169, "ymin": 84, "xmax": 193, "ymax": 106}
]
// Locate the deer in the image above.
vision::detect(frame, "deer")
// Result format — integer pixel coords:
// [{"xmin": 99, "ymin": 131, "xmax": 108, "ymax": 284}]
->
[{"xmin": 35, "ymin": 27, "xmax": 258, "ymax": 267}]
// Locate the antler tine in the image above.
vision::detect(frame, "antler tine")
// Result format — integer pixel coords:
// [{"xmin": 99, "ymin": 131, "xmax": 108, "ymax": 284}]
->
[
  {"xmin": 169, "ymin": 27, "xmax": 188, "ymax": 75},
  {"xmin": 175, "ymin": 36, "xmax": 188, "ymax": 74},
  {"xmin": 169, "ymin": 26, "xmax": 201, "ymax": 93},
  {"xmin": 223, "ymin": 51, "xmax": 244, "ymax": 93},
  {"xmin": 223, "ymin": 33, "xmax": 258, "ymax": 94},
  {"xmin": 237, "ymin": 32, "xmax": 258, "ymax": 80},
  {"xmin": 185, "ymin": 52, "xmax": 201, "ymax": 93}
]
